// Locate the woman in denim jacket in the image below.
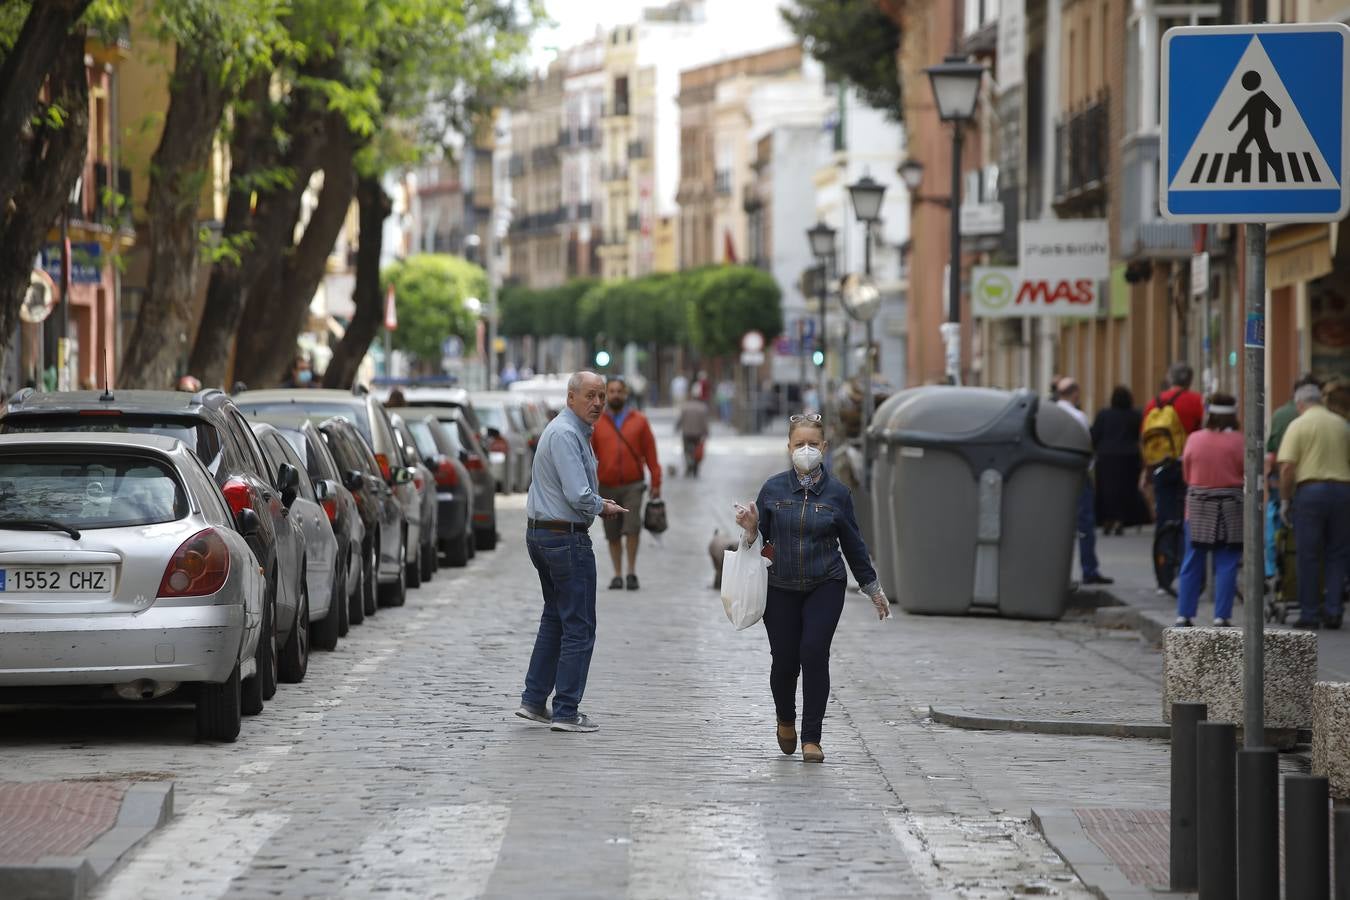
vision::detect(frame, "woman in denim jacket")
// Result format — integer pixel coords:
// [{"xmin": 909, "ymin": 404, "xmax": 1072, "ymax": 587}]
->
[{"xmin": 734, "ymin": 414, "xmax": 890, "ymax": 763}]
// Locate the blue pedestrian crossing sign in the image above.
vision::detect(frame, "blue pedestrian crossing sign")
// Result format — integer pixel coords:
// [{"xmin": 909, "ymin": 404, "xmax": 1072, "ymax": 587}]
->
[{"xmin": 1161, "ymin": 23, "xmax": 1350, "ymax": 223}]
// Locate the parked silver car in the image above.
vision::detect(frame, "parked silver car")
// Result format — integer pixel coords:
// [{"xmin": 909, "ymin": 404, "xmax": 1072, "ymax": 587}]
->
[
  {"xmin": 0, "ymin": 433, "xmax": 266, "ymax": 742},
  {"xmin": 469, "ymin": 392, "xmax": 532, "ymax": 493}
]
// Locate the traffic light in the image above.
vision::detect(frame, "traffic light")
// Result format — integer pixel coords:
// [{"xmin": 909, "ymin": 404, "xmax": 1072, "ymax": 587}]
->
[
  {"xmin": 812, "ymin": 350, "xmax": 824, "ymax": 367},
  {"xmin": 594, "ymin": 350, "xmax": 612, "ymax": 367}
]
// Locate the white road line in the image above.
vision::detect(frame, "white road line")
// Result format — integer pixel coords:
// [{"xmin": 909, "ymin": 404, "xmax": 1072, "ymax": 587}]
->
[
  {"xmin": 94, "ymin": 799, "xmax": 288, "ymax": 900},
  {"xmin": 627, "ymin": 804, "xmax": 777, "ymax": 900},
  {"xmin": 341, "ymin": 804, "xmax": 510, "ymax": 899}
]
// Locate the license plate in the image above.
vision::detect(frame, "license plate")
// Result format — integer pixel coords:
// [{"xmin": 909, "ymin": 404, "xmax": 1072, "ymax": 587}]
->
[{"xmin": 0, "ymin": 567, "xmax": 113, "ymax": 595}]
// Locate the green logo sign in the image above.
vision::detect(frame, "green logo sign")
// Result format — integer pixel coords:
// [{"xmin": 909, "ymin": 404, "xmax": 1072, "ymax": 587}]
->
[{"xmin": 975, "ymin": 270, "xmax": 1015, "ymax": 310}]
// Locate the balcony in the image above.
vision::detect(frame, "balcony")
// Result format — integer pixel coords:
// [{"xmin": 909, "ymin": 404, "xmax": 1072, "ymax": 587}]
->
[
  {"xmin": 1054, "ymin": 92, "xmax": 1109, "ymax": 209},
  {"xmin": 558, "ymin": 128, "xmax": 574, "ymax": 148},
  {"xmin": 603, "ymin": 164, "xmax": 629, "ymax": 183},
  {"xmin": 578, "ymin": 202, "xmax": 593, "ymax": 221},
  {"xmin": 714, "ymin": 169, "xmax": 732, "ymax": 197},
  {"xmin": 578, "ymin": 125, "xmax": 598, "ymax": 146},
  {"xmin": 626, "ymin": 212, "xmax": 640, "ymax": 232},
  {"xmin": 626, "ymin": 139, "xmax": 648, "ymax": 160},
  {"xmin": 742, "ymin": 182, "xmax": 762, "ymax": 214},
  {"xmin": 531, "ymin": 145, "xmax": 559, "ymax": 168},
  {"xmin": 507, "ymin": 154, "xmax": 526, "ymax": 177},
  {"xmin": 1118, "ymin": 132, "xmax": 1227, "ymax": 260},
  {"xmin": 88, "ymin": 162, "xmax": 133, "ymax": 228},
  {"xmin": 603, "ymin": 99, "xmax": 630, "ymax": 118}
]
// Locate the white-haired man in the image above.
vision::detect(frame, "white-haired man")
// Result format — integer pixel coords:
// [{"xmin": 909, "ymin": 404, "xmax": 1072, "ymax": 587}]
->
[{"xmin": 515, "ymin": 371, "xmax": 627, "ymax": 732}]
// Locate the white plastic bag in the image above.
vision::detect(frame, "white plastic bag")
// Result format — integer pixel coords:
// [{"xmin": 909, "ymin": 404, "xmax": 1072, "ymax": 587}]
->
[{"xmin": 720, "ymin": 534, "xmax": 770, "ymax": 630}]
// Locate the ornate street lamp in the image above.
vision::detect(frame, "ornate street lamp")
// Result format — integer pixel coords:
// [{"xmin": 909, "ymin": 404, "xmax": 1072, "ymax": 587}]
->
[
  {"xmin": 845, "ymin": 176, "xmax": 887, "ymax": 490},
  {"xmin": 805, "ymin": 221, "xmax": 837, "ymax": 419}
]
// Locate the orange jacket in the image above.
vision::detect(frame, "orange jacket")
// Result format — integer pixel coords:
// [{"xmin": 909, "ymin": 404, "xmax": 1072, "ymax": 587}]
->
[{"xmin": 592, "ymin": 408, "xmax": 661, "ymax": 492}]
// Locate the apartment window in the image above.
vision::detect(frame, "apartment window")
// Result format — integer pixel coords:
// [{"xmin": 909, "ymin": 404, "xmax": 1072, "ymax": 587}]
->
[
  {"xmin": 964, "ymin": 0, "xmax": 1000, "ymax": 35},
  {"xmin": 1125, "ymin": 3, "xmax": 1221, "ymax": 137}
]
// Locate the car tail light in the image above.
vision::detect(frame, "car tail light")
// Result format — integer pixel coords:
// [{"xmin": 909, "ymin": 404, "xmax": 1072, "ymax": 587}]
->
[
  {"xmin": 488, "ymin": 436, "xmax": 509, "ymax": 454},
  {"xmin": 321, "ymin": 497, "xmax": 338, "ymax": 523},
  {"xmin": 158, "ymin": 529, "xmax": 231, "ymax": 597},
  {"xmin": 222, "ymin": 478, "xmax": 255, "ymax": 516},
  {"xmin": 374, "ymin": 453, "xmax": 393, "ymax": 482},
  {"xmin": 435, "ymin": 459, "xmax": 458, "ymax": 488},
  {"xmin": 413, "ymin": 473, "xmax": 425, "ymax": 491},
  {"xmin": 78, "ymin": 409, "xmax": 122, "ymax": 416},
  {"xmin": 464, "ymin": 453, "xmax": 485, "ymax": 472}
]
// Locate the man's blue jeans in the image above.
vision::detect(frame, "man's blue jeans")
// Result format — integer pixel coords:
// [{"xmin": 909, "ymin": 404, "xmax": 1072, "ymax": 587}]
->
[
  {"xmin": 1077, "ymin": 477, "xmax": 1101, "ymax": 579},
  {"xmin": 1177, "ymin": 522, "xmax": 1241, "ymax": 621},
  {"xmin": 521, "ymin": 529, "xmax": 597, "ymax": 720},
  {"xmin": 1293, "ymin": 482, "xmax": 1350, "ymax": 623}
]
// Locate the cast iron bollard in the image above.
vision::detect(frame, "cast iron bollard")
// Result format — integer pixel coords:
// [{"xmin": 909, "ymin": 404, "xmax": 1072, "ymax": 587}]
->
[
  {"xmin": 1336, "ymin": 808, "xmax": 1350, "ymax": 900},
  {"xmin": 1286, "ymin": 774, "xmax": 1330, "ymax": 900},
  {"xmin": 1237, "ymin": 747, "xmax": 1279, "ymax": 900},
  {"xmin": 1171, "ymin": 701, "xmax": 1207, "ymax": 891},
  {"xmin": 1196, "ymin": 721, "xmax": 1236, "ymax": 900}
]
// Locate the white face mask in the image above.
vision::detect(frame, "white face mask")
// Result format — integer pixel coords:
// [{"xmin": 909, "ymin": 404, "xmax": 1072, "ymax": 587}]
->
[{"xmin": 791, "ymin": 445, "xmax": 823, "ymax": 474}]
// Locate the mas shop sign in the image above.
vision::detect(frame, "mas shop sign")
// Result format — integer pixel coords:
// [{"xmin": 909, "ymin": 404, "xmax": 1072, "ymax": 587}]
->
[{"xmin": 971, "ymin": 266, "xmax": 1102, "ymax": 318}]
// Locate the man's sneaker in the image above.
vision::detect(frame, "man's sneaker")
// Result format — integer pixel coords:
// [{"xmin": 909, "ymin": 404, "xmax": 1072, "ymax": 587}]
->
[
  {"xmin": 514, "ymin": 703, "xmax": 550, "ymax": 724},
  {"xmin": 1083, "ymin": 573, "xmax": 1115, "ymax": 585},
  {"xmin": 1214, "ymin": 617, "xmax": 1232, "ymax": 627},
  {"xmin": 626, "ymin": 573, "xmax": 639, "ymax": 591},
  {"xmin": 1293, "ymin": 619, "xmax": 1322, "ymax": 630},
  {"xmin": 608, "ymin": 576, "xmax": 624, "ymax": 590},
  {"xmin": 551, "ymin": 713, "xmax": 599, "ymax": 733},
  {"xmin": 1174, "ymin": 617, "xmax": 1193, "ymax": 627},
  {"xmin": 1327, "ymin": 613, "xmax": 1344, "ymax": 630}
]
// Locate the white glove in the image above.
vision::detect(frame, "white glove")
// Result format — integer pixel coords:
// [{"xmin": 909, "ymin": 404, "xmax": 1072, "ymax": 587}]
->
[
  {"xmin": 869, "ymin": 589, "xmax": 891, "ymax": 620},
  {"xmin": 1280, "ymin": 500, "xmax": 1292, "ymax": 528}
]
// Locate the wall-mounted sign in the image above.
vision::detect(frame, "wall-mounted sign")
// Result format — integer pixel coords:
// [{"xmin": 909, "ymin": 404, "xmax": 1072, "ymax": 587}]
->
[
  {"xmin": 960, "ymin": 202, "xmax": 1005, "ymax": 237},
  {"xmin": 1019, "ymin": 219, "xmax": 1109, "ymax": 282},
  {"xmin": 40, "ymin": 242, "xmax": 102, "ymax": 285},
  {"xmin": 971, "ymin": 265, "xmax": 1100, "ymax": 319}
]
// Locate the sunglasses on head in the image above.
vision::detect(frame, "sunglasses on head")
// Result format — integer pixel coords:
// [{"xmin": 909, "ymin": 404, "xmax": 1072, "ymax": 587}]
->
[{"xmin": 789, "ymin": 414, "xmax": 823, "ymax": 424}]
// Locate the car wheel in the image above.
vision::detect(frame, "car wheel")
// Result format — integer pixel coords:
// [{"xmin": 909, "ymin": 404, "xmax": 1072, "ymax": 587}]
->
[
  {"xmin": 242, "ymin": 587, "xmax": 273, "ymax": 715},
  {"xmin": 261, "ymin": 576, "xmax": 279, "ymax": 700},
  {"xmin": 279, "ymin": 576, "xmax": 310, "ymax": 684},
  {"xmin": 406, "ymin": 538, "xmax": 422, "ymax": 589},
  {"xmin": 475, "ymin": 526, "xmax": 498, "ymax": 552},
  {"xmin": 363, "ymin": 535, "xmax": 379, "ymax": 617},
  {"xmin": 196, "ymin": 662, "xmax": 242, "ymax": 743},
  {"xmin": 467, "ymin": 531, "xmax": 476, "ymax": 559},
  {"xmin": 420, "ymin": 539, "xmax": 435, "ymax": 581},
  {"xmin": 313, "ymin": 561, "xmax": 341, "ymax": 652},
  {"xmin": 379, "ymin": 536, "xmax": 407, "ymax": 607},
  {"xmin": 445, "ymin": 531, "xmax": 469, "ymax": 567},
  {"xmin": 337, "ymin": 546, "xmax": 351, "ymax": 638}
]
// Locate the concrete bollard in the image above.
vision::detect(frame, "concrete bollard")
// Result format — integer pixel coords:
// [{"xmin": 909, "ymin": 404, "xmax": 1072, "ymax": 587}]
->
[
  {"xmin": 1236, "ymin": 747, "xmax": 1278, "ymax": 900},
  {"xmin": 1163, "ymin": 627, "xmax": 1317, "ymax": 745},
  {"xmin": 1312, "ymin": 681, "xmax": 1350, "ymax": 800},
  {"xmin": 1170, "ymin": 701, "xmax": 1207, "ymax": 891},
  {"xmin": 1196, "ymin": 721, "xmax": 1237, "ymax": 900}
]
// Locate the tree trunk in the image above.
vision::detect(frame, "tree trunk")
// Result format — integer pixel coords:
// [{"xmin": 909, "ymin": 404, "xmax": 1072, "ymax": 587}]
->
[
  {"xmin": 187, "ymin": 72, "xmax": 274, "ymax": 388},
  {"xmin": 0, "ymin": 27, "xmax": 89, "ymax": 378},
  {"xmin": 119, "ymin": 46, "xmax": 229, "ymax": 388},
  {"xmin": 322, "ymin": 175, "xmax": 389, "ymax": 388},
  {"xmin": 0, "ymin": 0, "xmax": 93, "ymax": 224},
  {"xmin": 234, "ymin": 118, "xmax": 355, "ymax": 387}
]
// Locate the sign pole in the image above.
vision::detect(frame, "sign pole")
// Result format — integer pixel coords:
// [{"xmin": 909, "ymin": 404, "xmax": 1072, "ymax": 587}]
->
[{"xmin": 1242, "ymin": 222, "xmax": 1266, "ymax": 748}]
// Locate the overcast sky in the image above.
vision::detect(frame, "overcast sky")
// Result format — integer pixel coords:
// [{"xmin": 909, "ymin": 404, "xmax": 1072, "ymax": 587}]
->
[{"xmin": 529, "ymin": 0, "xmax": 647, "ymax": 71}]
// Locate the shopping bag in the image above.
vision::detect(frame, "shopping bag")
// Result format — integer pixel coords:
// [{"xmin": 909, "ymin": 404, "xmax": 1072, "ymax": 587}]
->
[{"xmin": 720, "ymin": 534, "xmax": 770, "ymax": 630}]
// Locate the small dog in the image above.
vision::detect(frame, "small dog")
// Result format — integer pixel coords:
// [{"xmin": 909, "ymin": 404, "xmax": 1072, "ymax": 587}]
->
[{"xmin": 708, "ymin": 529, "xmax": 739, "ymax": 590}]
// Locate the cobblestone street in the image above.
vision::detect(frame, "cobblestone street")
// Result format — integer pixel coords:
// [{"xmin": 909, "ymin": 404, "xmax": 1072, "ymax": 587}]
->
[{"xmin": 1, "ymin": 424, "xmax": 1176, "ymax": 899}]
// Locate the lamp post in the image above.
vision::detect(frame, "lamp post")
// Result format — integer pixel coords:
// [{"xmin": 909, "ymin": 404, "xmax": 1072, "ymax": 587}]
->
[
  {"xmin": 846, "ymin": 174, "xmax": 886, "ymax": 491},
  {"xmin": 806, "ymin": 221, "xmax": 836, "ymax": 420},
  {"xmin": 924, "ymin": 55, "xmax": 985, "ymax": 385}
]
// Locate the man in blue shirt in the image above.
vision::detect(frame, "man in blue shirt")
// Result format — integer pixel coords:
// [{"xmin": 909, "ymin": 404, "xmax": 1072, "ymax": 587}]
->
[{"xmin": 516, "ymin": 371, "xmax": 627, "ymax": 733}]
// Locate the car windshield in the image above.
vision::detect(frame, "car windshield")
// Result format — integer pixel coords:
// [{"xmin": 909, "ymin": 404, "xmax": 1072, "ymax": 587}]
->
[
  {"xmin": 506, "ymin": 407, "xmax": 526, "ymax": 431},
  {"xmin": 236, "ymin": 402, "xmax": 370, "ymax": 444},
  {"xmin": 406, "ymin": 421, "xmax": 440, "ymax": 458},
  {"xmin": 1, "ymin": 415, "xmax": 224, "ymax": 475},
  {"xmin": 476, "ymin": 405, "xmax": 505, "ymax": 431},
  {"xmin": 0, "ymin": 453, "xmax": 187, "ymax": 529}
]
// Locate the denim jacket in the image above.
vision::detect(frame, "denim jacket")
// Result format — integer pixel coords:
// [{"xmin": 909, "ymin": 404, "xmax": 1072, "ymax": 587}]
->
[{"xmin": 755, "ymin": 467, "xmax": 879, "ymax": 593}]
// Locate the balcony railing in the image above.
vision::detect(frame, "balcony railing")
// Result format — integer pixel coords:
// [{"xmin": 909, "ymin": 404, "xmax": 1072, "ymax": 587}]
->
[
  {"xmin": 508, "ymin": 154, "xmax": 526, "ymax": 177},
  {"xmin": 577, "ymin": 202, "xmax": 593, "ymax": 221},
  {"xmin": 558, "ymin": 128, "xmax": 574, "ymax": 148},
  {"xmin": 531, "ymin": 145, "xmax": 559, "ymax": 168},
  {"xmin": 714, "ymin": 170, "xmax": 732, "ymax": 197},
  {"xmin": 1054, "ymin": 92, "xmax": 1109, "ymax": 205},
  {"xmin": 1118, "ymin": 132, "xmax": 1226, "ymax": 260},
  {"xmin": 603, "ymin": 164, "xmax": 629, "ymax": 183},
  {"xmin": 626, "ymin": 212, "xmax": 640, "ymax": 232},
  {"xmin": 88, "ymin": 161, "xmax": 132, "ymax": 228},
  {"xmin": 626, "ymin": 140, "xmax": 648, "ymax": 160},
  {"xmin": 578, "ymin": 125, "xmax": 598, "ymax": 146}
]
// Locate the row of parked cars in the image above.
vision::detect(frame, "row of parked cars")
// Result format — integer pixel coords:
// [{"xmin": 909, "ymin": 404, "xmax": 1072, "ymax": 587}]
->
[{"xmin": 0, "ymin": 384, "xmax": 499, "ymax": 742}]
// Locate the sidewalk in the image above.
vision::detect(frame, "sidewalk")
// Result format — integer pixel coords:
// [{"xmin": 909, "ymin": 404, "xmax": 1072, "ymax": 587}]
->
[{"xmin": 0, "ymin": 779, "xmax": 173, "ymax": 900}]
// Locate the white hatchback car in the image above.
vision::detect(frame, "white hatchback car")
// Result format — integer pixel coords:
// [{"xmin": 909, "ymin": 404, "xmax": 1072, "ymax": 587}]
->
[{"xmin": 0, "ymin": 433, "xmax": 265, "ymax": 742}]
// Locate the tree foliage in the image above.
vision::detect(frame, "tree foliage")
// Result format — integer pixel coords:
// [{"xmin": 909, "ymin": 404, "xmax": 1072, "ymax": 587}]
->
[
  {"xmin": 383, "ymin": 254, "xmax": 484, "ymax": 363},
  {"xmin": 781, "ymin": 0, "xmax": 902, "ymax": 121},
  {"xmin": 503, "ymin": 267, "xmax": 782, "ymax": 358}
]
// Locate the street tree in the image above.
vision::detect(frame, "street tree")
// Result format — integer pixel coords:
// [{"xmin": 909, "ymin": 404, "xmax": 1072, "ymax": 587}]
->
[
  {"xmin": 117, "ymin": 0, "xmax": 288, "ymax": 389},
  {"xmin": 781, "ymin": 0, "xmax": 902, "ymax": 121},
  {"xmin": 685, "ymin": 265, "xmax": 783, "ymax": 357},
  {"xmin": 382, "ymin": 254, "xmax": 483, "ymax": 368}
]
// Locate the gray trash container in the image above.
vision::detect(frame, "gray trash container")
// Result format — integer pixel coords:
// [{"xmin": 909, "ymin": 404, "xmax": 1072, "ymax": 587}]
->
[{"xmin": 869, "ymin": 386, "xmax": 1091, "ymax": 619}]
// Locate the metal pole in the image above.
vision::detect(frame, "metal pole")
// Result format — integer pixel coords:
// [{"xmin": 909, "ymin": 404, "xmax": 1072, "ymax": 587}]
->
[
  {"xmin": 1285, "ymin": 774, "xmax": 1330, "ymax": 900},
  {"xmin": 943, "ymin": 122, "xmax": 964, "ymax": 385},
  {"xmin": 1196, "ymin": 721, "xmax": 1236, "ymax": 900},
  {"xmin": 1170, "ymin": 701, "xmax": 1207, "ymax": 891},
  {"xmin": 818, "ymin": 263, "xmax": 828, "ymax": 422},
  {"xmin": 59, "ymin": 203, "xmax": 71, "ymax": 390},
  {"xmin": 862, "ymin": 225, "xmax": 874, "ymax": 492},
  {"xmin": 1335, "ymin": 807, "xmax": 1350, "ymax": 900},
  {"xmin": 1243, "ymin": 223, "xmax": 1267, "ymax": 747},
  {"xmin": 1236, "ymin": 747, "xmax": 1279, "ymax": 900},
  {"xmin": 486, "ymin": 174, "xmax": 499, "ymax": 390}
]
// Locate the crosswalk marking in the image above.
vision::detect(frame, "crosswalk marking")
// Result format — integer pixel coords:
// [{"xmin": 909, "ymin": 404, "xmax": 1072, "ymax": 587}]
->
[
  {"xmin": 627, "ymin": 804, "xmax": 777, "ymax": 900},
  {"xmin": 1187, "ymin": 150, "xmax": 1323, "ymax": 185},
  {"xmin": 341, "ymin": 804, "xmax": 510, "ymax": 899}
]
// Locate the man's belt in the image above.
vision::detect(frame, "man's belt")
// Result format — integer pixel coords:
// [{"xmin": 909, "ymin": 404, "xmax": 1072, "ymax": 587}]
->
[{"xmin": 527, "ymin": 518, "xmax": 589, "ymax": 533}]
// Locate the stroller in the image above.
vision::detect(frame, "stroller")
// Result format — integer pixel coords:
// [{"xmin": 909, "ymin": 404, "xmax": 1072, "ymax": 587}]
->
[{"xmin": 1265, "ymin": 523, "xmax": 1298, "ymax": 624}]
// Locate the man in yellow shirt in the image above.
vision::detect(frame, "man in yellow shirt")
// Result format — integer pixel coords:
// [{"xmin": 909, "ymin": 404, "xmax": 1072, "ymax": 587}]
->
[{"xmin": 1278, "ymin": 384, "xmax": 1350, "ymax": 629}]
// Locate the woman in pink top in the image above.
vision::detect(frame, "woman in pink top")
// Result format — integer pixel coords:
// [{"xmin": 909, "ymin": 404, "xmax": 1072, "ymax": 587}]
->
[{"xmin": 1176, "ymin": 394, "xmax": 1245, "ymax": 626}]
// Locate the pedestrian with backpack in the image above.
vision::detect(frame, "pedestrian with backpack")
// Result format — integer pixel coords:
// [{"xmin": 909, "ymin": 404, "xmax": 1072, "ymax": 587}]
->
[
  {"xmin": 1175, "ymin": 394, "xmax": 1244, "ymax": 627},
  {"xmin": 1141, "ymin": 363, "xmax": 1205, "ymax": 593}
]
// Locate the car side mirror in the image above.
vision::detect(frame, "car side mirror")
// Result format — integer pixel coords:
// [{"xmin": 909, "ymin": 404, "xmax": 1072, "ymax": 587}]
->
[
  {"xmin": 344, "ymin": 469, "xmax": 364, "ymax": 492},
  {"xmin": 394, "ymin": 466, "xmax": 413, "ymax": 485},
  {"xmin": 486, "ymin": 427, "xmax": 502, "ymax": 440},
  {"xmin": 458, "ymin": 448, "xmax": 470, "ymax": 464},
  {"xmin": 236, "ymin": 507, "xmax": 260, "ymax": 537},
  {"xmin": 277, "ymin": 463, "xmax": 300, "ymax": 508},
  {"xmin": 313, "ymin": 478, "xmax": 336, "ymax": 502}
]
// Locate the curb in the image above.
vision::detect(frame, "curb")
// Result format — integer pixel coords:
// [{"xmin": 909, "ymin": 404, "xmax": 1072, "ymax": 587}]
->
[
  {"xmin": 1095, "ymin": 602, "xmax": 1171, "ymax": 646},
  {"xmin": 0, "ymin": 782, "xmax": 174, "ymax": 900},
  {"xmin": 928, "ymin": 706, "xmax": 1171, "ymax": 740},
  {"xmin": 1030, "ymin": 807, "xmax": 1173, "ymax": 900}
]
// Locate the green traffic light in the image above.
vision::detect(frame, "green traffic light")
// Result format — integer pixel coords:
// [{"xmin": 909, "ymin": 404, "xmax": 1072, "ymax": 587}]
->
[
  {"xmin": 595, "ymin": 350, "xmax": 611, "ymax": 367},
  {"xmin": 812, "ymin": 350, "xmax": 824, "ymax": 366}
]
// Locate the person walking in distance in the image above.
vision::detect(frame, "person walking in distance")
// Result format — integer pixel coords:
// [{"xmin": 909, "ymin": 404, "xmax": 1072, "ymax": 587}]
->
[
  {"xmin": 1174, "ymin": 395, "xmax": 1245, "ymax": 627},
  {"xmin": 1057, "ymin": 378, "xmax": 1113, "ymax": 585},
  {"xmin": 1266, "ymin": 374, "xmax": 1324, "ymax": 583},
  {"xmin": 734, "ymin": 414, "xmax": 890, "ymax": 764},
  {"xmin": 1277, "ymin": 383, "xmax": 1350, "ymax": 629},
  {"xmin": 592, "ymin": 376, "xmax": 660, "ymax": 591},
  {"xmin": 515, "ymin": 372, "xmax": 628, "ymax": 732},
  {"xmin": 676, "ymin": 392, "xmax": 711, "ymax": 477},
  {"xmin": 1141, "ymin": 362, "xmax": 1205, "ymax": 592},
  {"xmin": 1091, "ymin": 386, "xmax": 1150, "ymax": 536}
]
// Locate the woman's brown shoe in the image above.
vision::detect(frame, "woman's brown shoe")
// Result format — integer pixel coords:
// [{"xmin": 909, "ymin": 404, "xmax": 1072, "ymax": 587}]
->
[
  {"xmin": 802, "ymin": 742, "xmax": 825, "ymax": 763},
  {"xmin": 776, "ymin": 722, "xmax": 797, "ymax": 755}
]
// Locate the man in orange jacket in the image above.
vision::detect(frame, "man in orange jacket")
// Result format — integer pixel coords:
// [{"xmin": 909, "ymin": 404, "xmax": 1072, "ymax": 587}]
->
[{"xmin": 592, "ymin": 376, "xmax": 661, "ymax": 590}]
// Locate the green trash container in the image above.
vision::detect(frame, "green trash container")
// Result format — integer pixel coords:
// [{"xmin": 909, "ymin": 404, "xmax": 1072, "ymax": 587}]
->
[{"xmin": 870, "ymin": 386, "xmax": 1091, "ymax": 619}]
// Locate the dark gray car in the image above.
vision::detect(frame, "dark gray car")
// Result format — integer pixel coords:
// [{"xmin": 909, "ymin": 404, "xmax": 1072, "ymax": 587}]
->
[{"xmin": 404, "ymin": 415, "xmax": 475, "ymax": 567}]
